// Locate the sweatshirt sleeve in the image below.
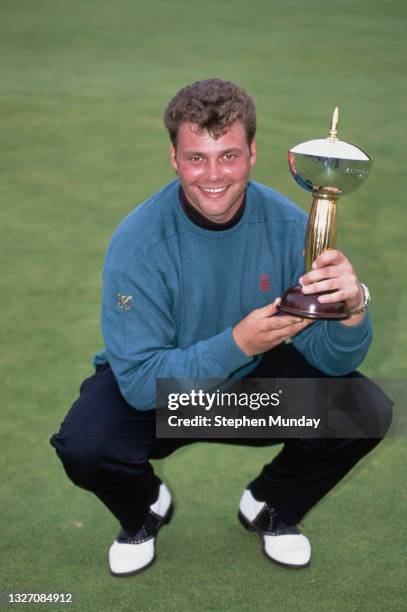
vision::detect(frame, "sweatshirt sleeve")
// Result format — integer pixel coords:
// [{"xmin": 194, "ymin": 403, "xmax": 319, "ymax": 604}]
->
[
  {"xmin": 101, "ymin": 241, "xmax": 253, "ymax": 411},
  {"xmin": 292, "ymin": 313, "xmax": 372, "ymax": 376}
]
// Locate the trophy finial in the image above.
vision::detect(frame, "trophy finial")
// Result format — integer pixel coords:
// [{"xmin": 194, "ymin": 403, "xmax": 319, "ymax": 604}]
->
[{"xmin": 329, "ymin": 107, "xmax": 339, "ymax": 142}]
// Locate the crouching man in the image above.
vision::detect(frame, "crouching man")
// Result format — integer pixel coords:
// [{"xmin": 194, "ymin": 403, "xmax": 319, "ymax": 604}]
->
[{"xmin": 51, "ymin": 78, "xmax": 392, "ymax": 576}]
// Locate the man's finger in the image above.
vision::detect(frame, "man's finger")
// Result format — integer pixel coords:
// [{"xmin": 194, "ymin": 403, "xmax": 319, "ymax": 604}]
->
[
  {"xmin": 300, "ymin": 265, "xmax": 340, "ymax": 286},
  {"xmin": 262, "ymin": 314, "xmax": 304, "ymax": 331},
  {"xmin": 264, "ymin": 319, "xmax": 308, "ymax": 342},
  {"xmin": 253, "ymin": 298, "xmax": 281, "ymax": 318},
  {"xmin": 301, "ymin": 278, "xmax": 339, "ymax": 295},
  {"xmin": 312, "ymin": 249, "xmax": 343, "ymax": 269},
  {"xmin": 317, "ymin": 290, "xmax": 348, "ymax": 304},
  {"xmin": 283, "ymin": 319, "xmax": 314, "ymax": 336}
]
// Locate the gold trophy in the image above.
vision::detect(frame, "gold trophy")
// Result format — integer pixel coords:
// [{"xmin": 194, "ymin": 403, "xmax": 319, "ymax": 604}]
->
[{"xmin": 277, "ymin": 108, "xmax": 372, "ymax": 320}]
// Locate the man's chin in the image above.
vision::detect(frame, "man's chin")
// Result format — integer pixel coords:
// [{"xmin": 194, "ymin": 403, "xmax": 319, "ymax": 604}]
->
[{"xmin": 193, "ymin": 197, "xmax": 243, "ymax": 221}]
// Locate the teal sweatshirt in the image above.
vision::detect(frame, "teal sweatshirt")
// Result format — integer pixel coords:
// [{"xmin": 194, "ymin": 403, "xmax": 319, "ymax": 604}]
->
[{"xmin": 94, "ymin": 179, "xmax": 372, "ymax": 410}]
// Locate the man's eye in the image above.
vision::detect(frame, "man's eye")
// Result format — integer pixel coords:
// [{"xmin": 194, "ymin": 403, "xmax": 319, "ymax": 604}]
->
[
  {"xmin": 189, "ymin": 155, "xmax": 202, "ymax": 162},
  {"xmin": 224, "ymin": 153, "xmax": 236, "ymax": 160}
]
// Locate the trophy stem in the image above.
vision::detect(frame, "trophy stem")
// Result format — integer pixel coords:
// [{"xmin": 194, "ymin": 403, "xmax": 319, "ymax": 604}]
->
[{"xmin": 305, "ymin": 192, "xmax": 338, "ymax": 272}]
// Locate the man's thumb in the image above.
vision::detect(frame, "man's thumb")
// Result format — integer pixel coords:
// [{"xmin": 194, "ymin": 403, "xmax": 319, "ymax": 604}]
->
[{"xmin": 257, "ymin": 297, "xmax": 281, "ymax": 317}]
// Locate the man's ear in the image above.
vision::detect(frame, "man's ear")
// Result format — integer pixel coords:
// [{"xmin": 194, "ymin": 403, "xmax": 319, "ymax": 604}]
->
[
  {"xmin": 250, "ymin": 138, "xmax": 257, "ymax": 168},
  {"xmin": 170, "ymin": 144, "xmax": 178, "ymax": 173}
]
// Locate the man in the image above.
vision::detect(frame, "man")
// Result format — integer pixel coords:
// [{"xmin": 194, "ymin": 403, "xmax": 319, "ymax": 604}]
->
[{"xmin": 51, "ymin": 78, "xmax": 391, "ymax": 577}]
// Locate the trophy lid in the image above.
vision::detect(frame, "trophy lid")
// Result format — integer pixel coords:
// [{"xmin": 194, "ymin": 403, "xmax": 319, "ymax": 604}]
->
[{"xmin": 290, "ymin": 138, "xmax": 369, "ymax": 161}]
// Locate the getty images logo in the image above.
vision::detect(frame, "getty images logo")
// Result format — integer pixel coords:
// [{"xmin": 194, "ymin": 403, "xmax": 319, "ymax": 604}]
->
[{"xmin": 167, "ymin": 389, "xmax": 282, "ymax": 411}]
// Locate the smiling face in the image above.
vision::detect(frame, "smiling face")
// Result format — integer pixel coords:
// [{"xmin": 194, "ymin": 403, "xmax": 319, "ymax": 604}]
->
[{"xmin": 170, "ymin": 121, "xmax": 256, "ymax": 224}]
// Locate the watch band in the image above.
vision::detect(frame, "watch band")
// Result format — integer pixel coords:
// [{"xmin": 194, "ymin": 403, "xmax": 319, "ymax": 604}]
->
[{"xmin": 348, "ymin": 282, "xmax": 370, "ymax": 315}]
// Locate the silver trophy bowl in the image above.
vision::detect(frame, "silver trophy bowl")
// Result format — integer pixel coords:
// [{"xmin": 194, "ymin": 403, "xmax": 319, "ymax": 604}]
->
[{"xmin": 288, "ymin": 138, "xmax": 372, "ymax": 196}]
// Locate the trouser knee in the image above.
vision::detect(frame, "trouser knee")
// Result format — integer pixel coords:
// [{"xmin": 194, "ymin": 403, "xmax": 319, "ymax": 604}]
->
[
  {"xmin": 50, "ymin": 367, "xmax": 158, "ymax": 490},
  {"xmin": 292, "ymin": 381, "xmax": 394, "ymax": 460},
  {"xmin": 50, "ymin": 426, "xmax": 105, "ymax": 489},
  {"xmin": 329, "ymin": 376, "xmax": 394, "ymax": 440},
  {"xmin": 360, "ymin": 378, "xmax": 393, "ymax": 440},
  {"xmin": 51, "ymin": 417, "xmax": 155, "ymax": 491}
]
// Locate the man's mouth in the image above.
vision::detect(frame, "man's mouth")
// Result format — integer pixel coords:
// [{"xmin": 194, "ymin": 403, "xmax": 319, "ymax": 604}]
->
[{"xmin": 199, "ymin": 186, "xmax": 228, "ymax": 194}]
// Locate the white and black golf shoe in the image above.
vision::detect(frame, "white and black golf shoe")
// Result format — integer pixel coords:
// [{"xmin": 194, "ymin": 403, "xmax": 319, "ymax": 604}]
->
[
  {"xmin": 238, "ymin": 489, "xmax": 311, "ymax": 568},
  {"xmin": 109, "ymin": 482, "xmax": 173, "ymax": 577}
]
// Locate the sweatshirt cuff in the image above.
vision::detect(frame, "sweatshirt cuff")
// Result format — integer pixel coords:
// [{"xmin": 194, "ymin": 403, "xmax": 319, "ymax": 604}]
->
[
  {"xmin": 208, "ymin": 327, "xmax": 254, "ymax": 374},
  {"xmin": 326, "ymin": 310, "xmax": 372, "ymax": 347}
]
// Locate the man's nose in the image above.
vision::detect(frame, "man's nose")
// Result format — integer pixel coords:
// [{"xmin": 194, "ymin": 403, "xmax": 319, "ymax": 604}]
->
[{"xmin": 205, "ymin": 159, "xmax": 223, "ymax": 182}]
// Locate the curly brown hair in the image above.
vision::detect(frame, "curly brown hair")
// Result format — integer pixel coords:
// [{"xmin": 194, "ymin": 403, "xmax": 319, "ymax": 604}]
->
[{"xmin": 163, "ymin": 78, "xmax": 256, "ymax": 147}]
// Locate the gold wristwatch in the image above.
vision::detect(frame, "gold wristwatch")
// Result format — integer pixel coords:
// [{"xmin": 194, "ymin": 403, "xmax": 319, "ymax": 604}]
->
[{"xmin": 348, "ymin": 283, "xmax": 370, "ymax": 315}]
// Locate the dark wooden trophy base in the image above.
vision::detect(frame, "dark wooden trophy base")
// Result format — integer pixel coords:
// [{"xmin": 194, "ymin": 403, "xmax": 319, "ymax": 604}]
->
[{"xmin": 277, "ymin": 284, "xmax": 350, "ymax": 320}]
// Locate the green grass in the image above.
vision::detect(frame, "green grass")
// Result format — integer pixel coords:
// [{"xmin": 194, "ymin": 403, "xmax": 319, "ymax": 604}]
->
[{"xmin": 1, "ymin": 1, "xmax": 406, "ymax": 610}]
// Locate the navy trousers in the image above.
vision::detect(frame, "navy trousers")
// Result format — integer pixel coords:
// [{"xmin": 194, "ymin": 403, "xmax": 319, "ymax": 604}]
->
[{"xmin": 50, "ymin": 344, "xmax": 392, "ymax": 535}]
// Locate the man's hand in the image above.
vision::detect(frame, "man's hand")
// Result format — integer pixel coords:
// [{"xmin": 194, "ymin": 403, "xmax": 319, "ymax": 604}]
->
[
  {"xmin": 299, "ymin": 249, "xmax": 365, "ymax": 325},
  {"xmin": 232, "ymin": 299, "xmax": 313, "ymax": 357}
]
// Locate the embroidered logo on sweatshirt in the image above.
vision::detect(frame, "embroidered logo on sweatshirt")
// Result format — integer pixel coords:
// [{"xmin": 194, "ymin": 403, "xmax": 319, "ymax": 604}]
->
[
  {"xmin": 117, "ymin": 294, "xmax": 133, "ymax": 310},
  {"xmin": 259, "ymin": 274, "xmax": 271, "ymax": 292}
]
